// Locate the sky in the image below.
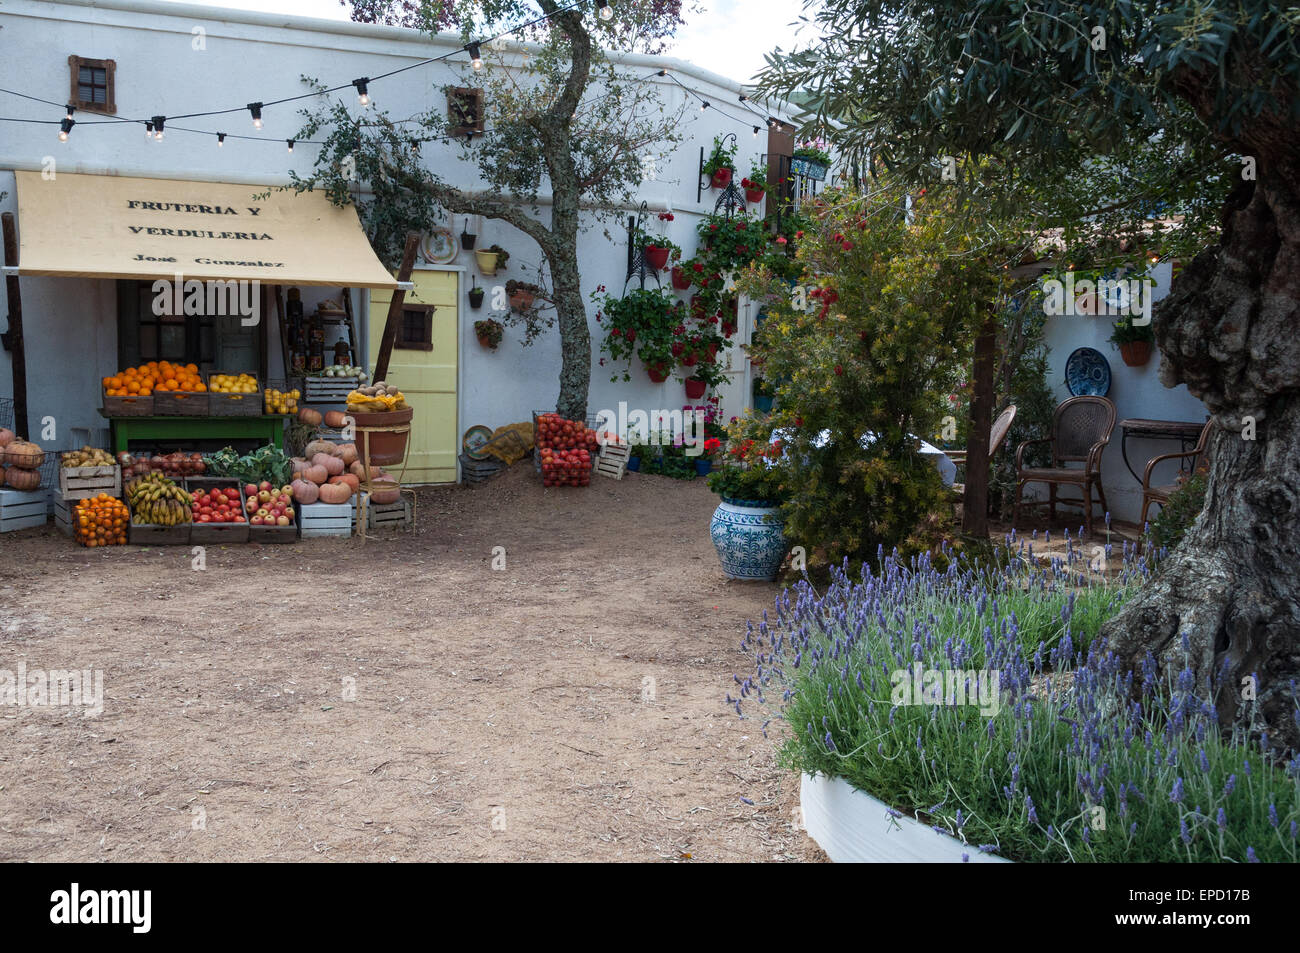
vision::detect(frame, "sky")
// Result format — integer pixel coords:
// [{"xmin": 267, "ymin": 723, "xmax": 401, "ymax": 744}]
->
[{"xmin": 155, "ymin": 0, "xmax": 816, "ymax": 85}]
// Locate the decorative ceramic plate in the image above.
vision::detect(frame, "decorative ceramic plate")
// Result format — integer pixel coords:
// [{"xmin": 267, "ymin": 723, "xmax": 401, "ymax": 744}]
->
[
  {"xmin": 1065, "ymin": 346, "xmax": 1112, "ymax": 396},
  {"xmin": 462, "ymin": 424, "xmax": 494, "ymax": 459},
  {"xmin": 421, "ymin": 229, "xmax": 458, "ymax": 265}
]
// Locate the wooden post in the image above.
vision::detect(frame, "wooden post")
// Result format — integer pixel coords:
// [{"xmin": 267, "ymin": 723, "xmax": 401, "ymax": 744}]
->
[
  {"xmin": 1, "ymin": 212, "xmax": 29, "ymax": 440},
  {"xmin": 962, "ymin": 311, "xmax": 998, "ymax": 537},
  {"xmin": 372, "ymin": 232, "xmax": 421, "ymax": 382}
]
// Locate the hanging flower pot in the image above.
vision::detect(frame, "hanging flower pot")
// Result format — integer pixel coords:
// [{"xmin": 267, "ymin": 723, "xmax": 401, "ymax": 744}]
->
[
  {"xmin": 711, "ymin": 167, "xmax": 733, "ymax": 189},
  {"xmin": 685, "ymin": 377, "xmax": 707, "ymax": 400},
  {"xmin": 744, "ymin": 187, "xmax": 765, "ymax": 204},
  {"xmin": 680, "ymin": 350, "xmax": 699, "ymax": 367},
  {"xmin": 670, "ymin": 266, "xmax": 692, "ymax": 290},
  {"xmin": 690, "ymin": 295, "xmax": 705, "ymax": 320},
  {"xmin": 474, "ymin": 249, "xmax": 500, "ymax": 275},
  {"xmin": 721, "ymin": 321, "xmax": 737, "ymax": 338},
  {"xmin": 707, "ymin": 341, "xmax": 719, "ymax": 358},
  {"xmin": 510, "ymin": 290, "xmax": 535, "ymax": 311},
  {"xmin": 644, "ymin": 245, "xmax": 670, "ymax": 271},
  {"xmin": 468, "ymin": 288, "xmax": 485, "ymax": 309},
  {"xmin": 1120, "ymin": 340, "xmax": 1153, "ymax": 366},
  {"xmin": 646, "ymin": 362, "xmax": 671, "ymax": 383},
  {"xmin": 460, "ymin": 231, "xmax": 477, "ymax": 250}
]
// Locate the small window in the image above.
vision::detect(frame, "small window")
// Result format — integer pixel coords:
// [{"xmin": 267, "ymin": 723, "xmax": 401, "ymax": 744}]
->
[
  {"xmin": 68, "ymin": 55, "xmax": 116, "ymax": 114},
  {"xmin": 396, "ymin": 304, "xmax": 435, "ymax": 351},
  {"xmin": 447, "ymin": 87, "xmax": 485, "ymax": 137}
]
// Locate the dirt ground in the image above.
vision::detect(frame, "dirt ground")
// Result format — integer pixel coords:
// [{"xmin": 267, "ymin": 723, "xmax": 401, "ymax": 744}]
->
[{"xmin": 0, "ymin": 465, "xmax": 825, "ymax": 862}]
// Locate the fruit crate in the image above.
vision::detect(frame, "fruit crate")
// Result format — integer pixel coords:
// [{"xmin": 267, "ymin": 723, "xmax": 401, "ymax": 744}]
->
[
  {"xmin": 0, "ymin": 488, "xmax": 47, "ymax": 533},
  {"xmin": 128, "ymin": 516, "xmax": 191, "ymax": 546},
  {"xmin": 264, "ymin": 379, "xmax": 304, "ymax": 417},
  {"xmin": 183, "ymin": 477, "xmax": 250, "ymax": 544},
  {"xmin": 53, "ymin": 492, "xmax": 74, "ymax": 536},
  {"xmin": 360, "ymin": 491, "xmax": 413, "ymax": 531},
  {"xmin": 304, "ymin": 376, "xmax": 360, "ymax": 403},
  {"xmin": 58, "ymin": 463, "xmax": 122, "ymax": 501},
  {"xmin": 153, "ymin": 388, "xmax": 210, "ymax": 416},
  {"xmin": 102, "ymin": 389, "xmax": 155, "ymax": 417},
  {"xmin": 206, "ymin": 372, "xmax": 263, "ymax": 417},
  {"xmin": 298, "ymin": 500, "xmax": 356, "ymax": 538}
]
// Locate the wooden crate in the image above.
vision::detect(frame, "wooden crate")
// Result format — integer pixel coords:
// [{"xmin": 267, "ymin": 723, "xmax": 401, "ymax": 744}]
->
[
  {"xmin": 102, "ymin": 391, "xmax": 155, "ymax": 417},
  {"xmin": 154, "ymin": 389, "xmax": 210, "ymax": 416},
  {"xmin": 58, "ymin": 464, "xmax": 122, "ymax": 501},
  {"xmin": 361, "ymin": 493, "xmax": 412, "ymax": 531},
  {"xmin": 53, "ymin": 493, "xmax": 74, "ymax": 536},
  {"xmin": 128, "ymin": 518, "xmax": 191, "ymax": 545},
  {"xmin": 184, "ymin": 478, "xmax": 250, "ymax": 544},
  {"xmin": 596, "ymin": 443, "xmax": 631, "ymax": 480},
  {"xmin": 298, "ymin": 500, "xmax": 356, "ymax": 538},
  {"xmin": 206, "ymin": 373, "xmax": 263, "ymax": 417},
  {"xmin": 304, "ymin": 376, "xmax": 359, "ymax": 403},
  {"xmin": 0, "ymin": 488, "xmax": 48, "ymax": 532}
]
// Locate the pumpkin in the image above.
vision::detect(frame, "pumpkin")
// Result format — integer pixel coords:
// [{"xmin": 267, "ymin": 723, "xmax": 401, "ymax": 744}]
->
[
  {"xmin": 5, "ymin": 441, "xmax": 44, "ymax": 469},
  {"xmin": 291, "ymin": 457, "xmax": 311, "ymax": 475},
  {"xmin": 324, "ymin": 410, "xmax": 349, "ymax": 429},
  {"xmin": 348, "ymin": 460, "xmax": 366, "ymax": 479},
  {"xmin": 303, "ymin": 464, "xmax": 329, "ymax": 485},
  {"xmin": 313, "ymin": 452, "xmax": 345, "ymax": 476},
  {"xmin": 4, "ymin": 466, "xmax": 41, "ymax": 491},
  {"xmin": 329, "ymin": 473, "xmax": 360, "ymax": 494},
  {"xmin": 297, "ymin": 407, "xmax": 323, "ymax": 427},
  {"xmin": 290, "ymin": 478, "xmax": 319, "ymax": 504},
  {"xmin": 369, "ymin": 484, "xmax": 401, "ymax": 505},
  {"xmin": 0, "ymin": 428, "xmax": 14, "ymax": 448},
  {"xmin": 339, "ymin": 444, "xmax": 359, "ymax": 466},
  {"xmin": 304, "ymin": 439, "xmax": 337, "ymax": 458},
  {"xmin": 318, "ymin": 481, "xmax": 353, "ymax": 504}
]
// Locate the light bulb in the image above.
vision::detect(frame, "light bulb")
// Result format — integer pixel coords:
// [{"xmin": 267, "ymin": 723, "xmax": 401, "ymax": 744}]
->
[
  {"xmin": 753, "ymin": 126, "xmax": 760, "ymax": 138},
  {"xmin": 597, "ymin": 0, "xmax": 613, "ymax": 20},
  {"xmin": 217, "ymin": 133, "xmax": 226, "ymax": 147},
  {"xmin": 58, "ymin": 118, "xmax": 74, "ymax": 142},
  {"xmin": 145, "ymin": 121, "xmax": 154, "ymax": 139},
  {"xmin": 700, "ymin": 101, "xmax": 710, "ymax": 112},
  {"xmin": 353, "ymin": 78, "xmax": 371, "ymax": 107},
  {"xmin": 467, "ymin": 42, "xmax": 483, "ymax": 70},
  {"xmin": 248, "ymin": 102, "xmax": 263, "ymax": 129},
  {"xmin": 286, "ymin": 139, "xmax": 295, "ymax": 153},
  {"xmin": 65, "ymin": 104, "xmax": 76, "ymax": 121}
]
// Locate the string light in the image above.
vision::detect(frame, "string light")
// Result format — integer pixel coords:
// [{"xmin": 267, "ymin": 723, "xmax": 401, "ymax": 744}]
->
[
  {"xmin": 656, "ymin": 69, "xmax": 668, "ymax": 77},
  {"xmin": 144, "ymin": 120, "xmax": 154, "ymax": 139},
  {"xmin": 58, "ymin": 117, "xmax": 74, "ymax": 141},
  {"xmin": 700, "ymin": 101, "xmax": 710, "ymax": 112},
  {"xmin": 64, "ymin": 104, "xmax": 75, "ymax": 121},
  {"xmin": 466, "ymin": 42, "xmax": 483, "ymax": 70},
  {"xmin": 596, "ymin": 0, "xmax": 613, "ymax": 21},
  {"xmin": 752, "ymin": 125, "xmax": 760, "ymax": 138},
  {"xmin": 217, "ymin": 132, "xmax": 226, "ymax": 147},
  {"xmin": 151, "ymin": 115, "xmax": 166, "ymax": 140},
  {"xmin": 248, "ymin": 102, "xmax": 263, "ymax": 129},
  {"xmin": 352, "ymin": 78, "xmax": 371, "ymax": 107},
  {"xmin": 286, "ymin": 138, "xmax": 295, "ymax": 153}
]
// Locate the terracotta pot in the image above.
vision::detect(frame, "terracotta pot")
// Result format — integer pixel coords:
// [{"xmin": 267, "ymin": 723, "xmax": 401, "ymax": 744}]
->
[
  {"xmin": 745, "ymin": 188, "xmax": 765, "ymax": 204},
  {"xmin": 351, "ymin": 406, "xmax": 414, "ymax": 467},
  {"xmin": 685, "ymin": 377, "xmax": 707, "ymax": 399},
  {"xmin": 477, "ymin": 334, "xmax": 498, "ymax": 350},
  {"xmin": 670, "ymin": 266, "xmax": 691, "ymax": 290},
  {"xmin": 644, "ymin": 245, "xmax": 670, "ymax": 270},
  {"xmin": 1120, "ymin": 340, "xmax": 1152, "ymax": 366},
  {"xmin": 646, "ymin": 363, "xmax": 671, "ymax": 383},
  {"xmin": 680, "ymin": 351, "xmax": 699, "ymax": 367},
  {"xmin": 710, "ymin": 168, "xmax": 733, "ymax": 189},
  {"xmin": 510, "ymin": 290, "xmax": 535, "ymax": 310}
]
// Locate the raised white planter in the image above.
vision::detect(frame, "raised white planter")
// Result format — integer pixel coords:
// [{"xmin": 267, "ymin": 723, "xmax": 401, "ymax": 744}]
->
[{"xmin": 800, "ymin": 773, "xmax": 1011, "ymax": 863}]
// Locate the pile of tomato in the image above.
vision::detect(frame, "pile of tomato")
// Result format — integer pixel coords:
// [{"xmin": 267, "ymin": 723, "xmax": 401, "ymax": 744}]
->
[
  {"xmin": 536, "ymin": 413, "xmax": 599, "ymax": 487},
  {"xmin": 190, "ymin": 486, "xmax": 246, "ymax": 524},
  {"xmin": 74, "ymin": 494, "xmax": 129, "ymax": 547}
]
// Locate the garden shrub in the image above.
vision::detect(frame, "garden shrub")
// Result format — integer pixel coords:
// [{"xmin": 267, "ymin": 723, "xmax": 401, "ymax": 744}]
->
[
  {"xmin": 1150, "ymin": 473, "xmax": 1208, "ymax": 549},
  {"xmin": 731, "ymin": 538, "xmax": 1300, "ymax": 862}
]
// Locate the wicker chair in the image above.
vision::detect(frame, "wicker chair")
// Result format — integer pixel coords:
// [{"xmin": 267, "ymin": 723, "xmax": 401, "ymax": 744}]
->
[
  {"xmin": 1013, "ymin": 395, "xmax": 1116, "ymax": 537},
  {"xmin": 1140, "ymin": 419, "xmax": 1214, "ymax": 526},
  {"xmin": 949, "ymin": 404, "xmax": 1018, "ymax": 494}
]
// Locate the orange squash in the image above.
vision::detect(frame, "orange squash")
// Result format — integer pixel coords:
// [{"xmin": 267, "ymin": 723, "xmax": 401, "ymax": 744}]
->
[
  {"xmin": 5, "ymin": 440, "xmax": 44, "ymax": 469},
  {"xmin": 318, "ymin": 481, "xmax": 353, "ymax": 504},
  {"xmin": 328, "ymin": 473, "xmax": 360, "ymax": 494},
  {"xmin": 4, "ymin": 466, "xmax": 41, "ymax": 491}
]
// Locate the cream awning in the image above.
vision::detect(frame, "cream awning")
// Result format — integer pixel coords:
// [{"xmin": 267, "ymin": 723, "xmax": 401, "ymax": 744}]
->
[{"xmin": 14, "ymin": 171, "xmax": 397, "ymax": 289}]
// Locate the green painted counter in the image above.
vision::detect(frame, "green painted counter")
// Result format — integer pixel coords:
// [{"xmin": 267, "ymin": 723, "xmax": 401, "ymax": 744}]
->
[{"xmin": 106, "ymin": 415, "xmax": 285, "ymax": 453}]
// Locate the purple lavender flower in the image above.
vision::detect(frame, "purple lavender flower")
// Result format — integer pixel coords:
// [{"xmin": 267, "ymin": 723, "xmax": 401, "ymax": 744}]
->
[
  {"xmin": 1170, "ymin": 777, "xmax": 1185, "ymax": 803},
  {"xmin": 1025, "ymin": 795, "xmax": 1038, "ymax": 825},
  {"xmin": 1217, "ymin": 808, "xmax": 1227, "ymax": 831},
  {"xmin": 1269, "ymin": 803, "xmax": 1279, "ymax": 828},
  {"xmin": 1247, "ymin": 846, "xmax": 1259, "ymax": 863}
]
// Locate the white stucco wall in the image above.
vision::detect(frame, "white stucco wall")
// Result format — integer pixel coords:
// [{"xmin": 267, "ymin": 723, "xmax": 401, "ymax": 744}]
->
[
  {"xmin": 1039, "ymin": 261, "xmax": 1209, "ymax": 525},
  {"xmin": 0, "ymin": 0, "xmax": 797, "ymax": 461}
]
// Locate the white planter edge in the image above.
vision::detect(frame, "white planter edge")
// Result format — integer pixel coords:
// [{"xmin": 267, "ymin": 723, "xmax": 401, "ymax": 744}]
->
[{"xmin": 800, "ymin": 772, "xmax": 1012, "ymax": 863}]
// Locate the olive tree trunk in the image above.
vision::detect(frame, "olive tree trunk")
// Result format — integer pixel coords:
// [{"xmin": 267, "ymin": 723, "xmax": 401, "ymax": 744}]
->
[{"xmin": 1103, "ymin": 160, "xmax": 1300, "ymax": 751}]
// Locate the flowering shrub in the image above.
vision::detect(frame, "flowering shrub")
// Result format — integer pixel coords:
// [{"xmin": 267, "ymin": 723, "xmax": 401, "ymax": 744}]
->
[
  {"xmin": 706, "ymin": 414, "xmax": 789, "ymax": 503},
  {"xmin": 731, "ymin": 536, "xmax": 1300, "ymax": 862}
]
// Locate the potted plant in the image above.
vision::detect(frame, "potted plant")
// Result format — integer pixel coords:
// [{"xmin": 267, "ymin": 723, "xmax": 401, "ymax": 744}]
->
[
  {"xmin": 468, "ymin": 282, "xmax": 486, "ymax": 309},
  {"xmin": 741, "ymin": 163, "xmax": 768, "ymax": 204},
  {"xmin": 507, "ymin": 279, "xmax": 543, "ymax": 311},
  {"xmin": 705, "ymin": 431, "xmax": 788, "ymax": 580},
  {"xmin": 791, "ymin": 141, "xmax": 831, "ymax": 181},
  {"xmin": 694, "ymin": 436, "xmax": 722, "ymax": 476},
  {"xmin": 636, "ymin": 226, "xmax": 681, "ymax": 273},
  {"xmin": 1109, "ymin": 315, "xmax": 1155, "ymax": 366},
  {"xmin": 703, "ymin": 135, "xmax": 737, "ymax": 189},
  {"xmin": 685, "ymin": 376, "xmax": 708, "ymax": 400},
  {"xmin": 475, "ymin": 244, "xmax": 509, "ymax": 276},
  {"xmin": 752, "ymin": 375, "xmax": 775, "ymax": 413},
  {"xmin": 460, "ymin": 219, "xmax": 477, "ymax": 250},
  {"xmin": 474, "ymin": 318, "xmax": 504, "ymax": 350},
  {"xmin": 670, "ymin": 258, "xmax": 696, "ymax": 290},
  {"xmin": 594, "ymin": 285, "xmax": 683, "ymax": 384}
]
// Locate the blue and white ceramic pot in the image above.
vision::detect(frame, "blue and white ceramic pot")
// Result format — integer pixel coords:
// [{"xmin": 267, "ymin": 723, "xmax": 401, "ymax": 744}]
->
[{"xmin": 709, "ymin": 497, "xmax": 785, "ymax": 581}]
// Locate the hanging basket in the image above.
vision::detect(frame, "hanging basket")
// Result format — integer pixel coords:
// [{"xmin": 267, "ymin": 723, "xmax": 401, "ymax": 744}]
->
[
  {"xmin": 644, "ymin": 245, "xmax": 670, "ymax": 271},
  {"xmin": 710, "ymin": 168, "xmax": 733, "ymax": 189},
  {"xmin": 684, "ymin": 377, "xmax": 707, "ymax": 399},
  {"xmin": 670, "ymin": 266, "xmax": 692, "ymax": 290},
  {"xmin": 744, "ymin": 188, "xmax": 765, "ymax": 204},
  {"xmin": 646, "ymin": 362, "xmax": 671, "ymax": 383},
  {"xmin": 468, "ymin": 289, "xmax": 485, "ymax": 309},
  {"xmin": 460, "ymin": 231, "xmax": 477, "ymax": 250},
  {"xmin": 474, "ymin": 249, "xmax": 501, "ymax": 275},
  {"xmin": 1119, "ymin": 341, "xmax": 1153, "ymax": 366},
  {"xmin": 510, "ymin": 290, "xmax": 535, "ymax": 311}
]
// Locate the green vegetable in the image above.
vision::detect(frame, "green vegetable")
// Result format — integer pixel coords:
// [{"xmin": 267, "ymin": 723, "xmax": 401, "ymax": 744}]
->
[{"xmin": 202, "ymin": 444, "xmax": 293, "ymax": 487}]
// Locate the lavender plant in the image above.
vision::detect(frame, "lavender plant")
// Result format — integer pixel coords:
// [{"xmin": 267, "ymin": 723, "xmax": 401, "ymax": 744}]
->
[{"xmin": 732, "ymin": 535, "xmax": 1300, "ymax": 862}]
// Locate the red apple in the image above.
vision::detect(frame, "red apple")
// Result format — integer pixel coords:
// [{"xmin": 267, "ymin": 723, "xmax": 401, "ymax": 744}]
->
[
  {"xmin": 250, "ymin": 515, "xmax": 263, "ymax": 526},
  {"xmin": 244, "ymin": 483, "xmax": 258, "ymax": 498},
  {"xmin": 276, "ymin": 515, "xmax": 290, "ymax": 526}
]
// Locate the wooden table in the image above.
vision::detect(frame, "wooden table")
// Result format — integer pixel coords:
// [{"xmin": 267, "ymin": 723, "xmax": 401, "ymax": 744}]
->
[
  {"xmin": 1117, "ymin": 418, "xmax": 1206, "ymax": 482},
  {"xmin": 104, "ymin": 414, "xmax": 284, "ymax": 453}
]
